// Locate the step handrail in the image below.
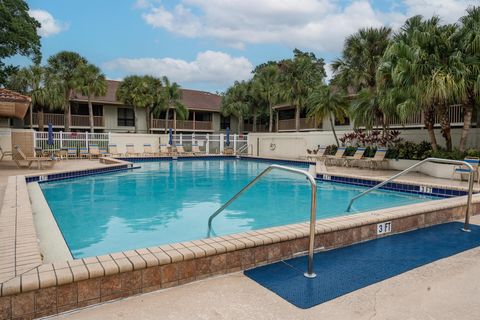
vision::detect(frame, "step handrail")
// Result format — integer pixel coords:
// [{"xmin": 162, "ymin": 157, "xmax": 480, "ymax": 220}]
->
[
  {"xmin": 207, "ymin": 164, "xmax": 318, "ymax": 278},
  {"xmin": 346, "ymin": 157, "xmax": 475, "ymax": 231}
]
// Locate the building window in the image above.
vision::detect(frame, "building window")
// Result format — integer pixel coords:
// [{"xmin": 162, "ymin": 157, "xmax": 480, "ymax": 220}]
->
[
  {"xmin": 220, "ymin": 115, "xmax": 230, "ymax": 130},
  {"xmin": 118, "ymin": 108, "xmax": 135, "ymax": 126},
  {"xmin": 335, "ymin": 115, "xmax": 350, "ymax": 126}
]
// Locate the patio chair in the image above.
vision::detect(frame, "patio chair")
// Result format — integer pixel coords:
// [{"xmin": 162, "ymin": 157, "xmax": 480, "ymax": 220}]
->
[
  {"xmin": 79, "ymin": 147, "xmax": 89, "ymax": 159},
  {"xmin": 143, "ymin": 143, "xmax": 155, "ymax": 156},
  {"xmin": 364, "ymin": 148, "xmax": 388, "ymax": 169},
  {"xmin": 108, "ymin": 144, "xmax": 122, "ymax": 157},
  {"xmin": 55, "ymin": 148, "xmax": 68, "ymax": 160},
  {"xmin": 223, "ymin": 147, "xmax": 234, "ymax": 155},
  {"xmin": 0, "ymin": 146, "xmax": 13, "ymax": 161},
  {"xmin": 325, "ymin": 147, "xmax": 347, "ymax": 166},
  {"xmin": 88, "ymin": 144, "xmax": 101, "ymax": 159},
  {"xmin": 12, "ymin": 145, "xmax": 56, "ymax": 169},
  {"xmin": 453, "ymin": 157, "xmax": 480, "ymax": 185},
  {"xmin": 66, "ymin": 147, "xmax": 78, "ymax": 159},
  {"xmin": 126, "ymin": 144, "xmax": 140, "ymax": 157},
  {"xmin": 191, "ymin": 144, "xmax": 205, "ymax": 155},
  {"xmin": 307, "ymin": 146, "xmax": 327, "ymax": 162},
  {"xmin": 99, "ymin": 147, "xmax": 109, "ymax": 157},
  {"xmin": 344, "ymin": 147, "xmax": 366, "ymax": 167}
]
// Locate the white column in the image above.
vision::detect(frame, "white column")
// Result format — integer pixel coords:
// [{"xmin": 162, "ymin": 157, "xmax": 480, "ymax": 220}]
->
[
  {"xmin": 179, "ymin": 133, "xmax": 183, "ymax": 145},
  {"xmin": 206, "ymin": 134, "xmax": 210, "ymax": 154},
  {"xmin": 59, "ymin": 131, "xmax": 63, "ymax": 149},
  {"xmin": 85, "ymin": 131, "xmax": 89, "ymax": 148},
  {"xmin": 108, "ymin": 131, "xmax": 111, "ymax": 145},
  {"xmin": 220, "ymin": 133, "xmax": 224, "ymax": 154},
  {"xmin": 233, "ymin": 134, "xmax": 237, "ymax": 151},
  {"xmin": 192, "ymin": 133, "xmax": 196, "ymax": 146}
]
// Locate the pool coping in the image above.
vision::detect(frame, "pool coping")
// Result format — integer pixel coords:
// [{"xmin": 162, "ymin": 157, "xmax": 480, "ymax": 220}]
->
[{"xmin": 0, "ymin": 156, "xmax": 479, "ymax": 319}]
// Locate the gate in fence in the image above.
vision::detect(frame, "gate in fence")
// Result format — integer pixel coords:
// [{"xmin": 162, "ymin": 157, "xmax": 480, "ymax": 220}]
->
[
  {"xmin": 172, "ymin": 133, "xmax": 248, "ymax": 154},
  {"xmin": 34, "ymin": 132, "xmax": 110, "ymax": 150}
]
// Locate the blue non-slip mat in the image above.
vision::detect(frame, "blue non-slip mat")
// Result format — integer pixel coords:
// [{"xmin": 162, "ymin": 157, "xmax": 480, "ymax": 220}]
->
[{"xmin": 244, "ymin": 222, "xmax": 480, "ymax": 309}]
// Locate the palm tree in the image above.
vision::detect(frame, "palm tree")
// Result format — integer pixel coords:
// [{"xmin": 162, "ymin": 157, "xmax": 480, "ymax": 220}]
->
[
  {"xmin": 46, "ymin": 51, "xmax": 88, "ymax": 132},
  {"xmin": 278, "ymin": 49, "xmax": 326, "ymax": 131},
  {"xmin": 307, "ymin": 85, "xmax": 349, "ymax": 146},
  {"xmin": 252, "ymin": 64, "xmax": 281, "ymax": 132},
  {"xmin": 116, "ymin": 75, "xmax": 150, "ymax": 133},
  {"xmin": 143, "ymin": 75, "xmax": 164, "ymax": 133},
  {"xmin": 456, "ymin": 6, "xmax": 480, "ymax": 151},
  {"xmin": 221, "ymin": 81, "xmax": 251, "ymax": 134},
  {"xmin": 7, "ymin": 64, "xmax": 62, "ymax": 131},
  {"xmin": 332, "ymin": 27, "xmax": 392, "ymax": 135},
  {"xmin": 76, "ymin": 64, "xmax": 107, "ymax": 133},
  {"xmin": 162, "ymin": 76, "xmax": 188, "ymax": 134}
]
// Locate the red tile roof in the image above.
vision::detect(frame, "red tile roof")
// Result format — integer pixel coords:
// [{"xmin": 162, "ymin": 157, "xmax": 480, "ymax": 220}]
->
[
  {"xmin": 0, "ymin": 88, "xmax": 31, "ymax": 103},
  {"xmin": 71, "ymin": 80, "xmax": 221, "ymax": 112}
]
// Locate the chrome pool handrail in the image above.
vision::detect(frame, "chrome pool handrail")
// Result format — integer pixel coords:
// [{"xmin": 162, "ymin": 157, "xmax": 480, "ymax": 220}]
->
[
  {"xmin": 207, "ymin": 164, "xmax": 318, "ymax": 278},
  {"xmin": 346, "ymin": 157, "xmax": 475, "ymax": 232}
]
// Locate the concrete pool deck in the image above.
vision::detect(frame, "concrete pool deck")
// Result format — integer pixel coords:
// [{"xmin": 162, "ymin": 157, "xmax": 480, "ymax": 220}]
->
[{"xmin": 50, "ymin": 215, "xmax": 480, "ymax": 320}]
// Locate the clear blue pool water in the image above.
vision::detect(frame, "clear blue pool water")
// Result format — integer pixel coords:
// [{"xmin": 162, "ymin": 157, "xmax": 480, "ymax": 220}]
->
[{"xmin": 40, "ymin": 159, "xmax": 438, "ymax": 258}]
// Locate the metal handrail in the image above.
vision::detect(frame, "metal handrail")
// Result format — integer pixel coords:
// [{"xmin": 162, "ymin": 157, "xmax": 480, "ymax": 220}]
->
[
  {"xmin": 207, "ymin": 164, "xmax": 318, "ymax": 278},
  {"xmin": 346, "ymin": 157, "xmax": 475, "ymax": 232}
]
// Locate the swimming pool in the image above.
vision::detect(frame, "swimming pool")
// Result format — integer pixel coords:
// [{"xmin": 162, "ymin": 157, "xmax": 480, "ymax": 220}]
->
[{"xmin": 40, "ymin": 158, "xmax": 439, "ymax": 258}]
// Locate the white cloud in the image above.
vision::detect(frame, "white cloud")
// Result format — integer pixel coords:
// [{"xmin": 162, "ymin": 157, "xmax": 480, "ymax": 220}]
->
[
  {"xmin": 103, "ymin": 50, "xmax": 253, "ymax": 85},
  {"xmin": 29, "ymin": 9, "xmax": 67, "ymax": 37},
  {"xmin": 138, "ymin": 0, "xmax": 476, "ymax": 53}
]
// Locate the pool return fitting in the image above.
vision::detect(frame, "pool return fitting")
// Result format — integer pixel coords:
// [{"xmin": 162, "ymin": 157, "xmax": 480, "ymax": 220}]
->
[{"xmin": 207, "ymin": 164, "xmax": 318, "ymax": 278}]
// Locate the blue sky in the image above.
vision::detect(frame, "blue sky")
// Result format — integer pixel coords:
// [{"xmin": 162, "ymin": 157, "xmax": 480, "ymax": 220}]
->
[{"xmin": 18, "ymin": 0, "xmax": 478, "ymax": 92}]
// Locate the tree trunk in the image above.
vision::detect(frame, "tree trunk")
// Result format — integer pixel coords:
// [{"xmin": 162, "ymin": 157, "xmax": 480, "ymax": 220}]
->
[
  {"xmin": 459, "ymin": 98, "xmax": 474, "ymax": 152},
  {"xmin": 173, "ymin": 110, "xmax": 177, "ymax": 134},
  {"xmin": 38, "ymin": 109, "xmax": 44, "ymax": 132},
  {"xmin": 238, "ymin": 115, "xmax": 244, "ymax": 134},
  {"xmin": 64, "ymin": 90, "xmax": 71, "ymax": 132},
  {"xmin": 423, "ymin": 107, "xmax": 438, "ymax": 151},
  {"xmin": 438, "ymin": 104, "xmax": 452, "ymax": 151},
  {"xmin": 164, "ymin": 108, "xmax": 170, "ymax": 134},
  {"xmin": 145, "ymin": 107, "xmax": 151, "ymax": 133},
  {"xmin": 295, "ymin": 104, "xmax": 300, "ymax": 132},
  {"xmin": 29, "ymin": 103, "xmax": 33, "ymax": 129},
  {"xmin": 134, "ymin": 106, "xmax": 138, "ymax": 133},
  {"xmin": 329, "ymin": 114, "xmax": 339, "ymax": 146},
  {"xmin": 253, "ymin": 109, "xmax": 257, "ymax": 133},
  {"xmin": 268, "ymin": 103, "xmax": 273, "ymax": 132},
  {"xmin": 88, "ymin": 95, "xmax": 94, "ymax": 133}
]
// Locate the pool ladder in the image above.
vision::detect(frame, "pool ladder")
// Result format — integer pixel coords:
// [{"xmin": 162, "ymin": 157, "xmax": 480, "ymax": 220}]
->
[
  {"xmin": 346, "ymin": 157, "xmax": 475, "ymax": 232},
  {"xmin": 207, "ymin": 164, "xmax": 318, "ymax": 278}
]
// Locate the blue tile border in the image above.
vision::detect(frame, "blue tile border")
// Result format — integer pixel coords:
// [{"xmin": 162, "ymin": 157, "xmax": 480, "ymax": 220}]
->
[
  {"xmin": 239, "ymin": 156, "xmax": 314, "ymax": 168},
  {"xmin": 315, "ymin": 174, "xmax": 468, "ymax": 198}
]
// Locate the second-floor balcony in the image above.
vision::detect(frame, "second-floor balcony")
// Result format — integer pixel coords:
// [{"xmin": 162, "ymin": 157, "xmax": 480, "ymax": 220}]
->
[
  {"xmin": 27, "ymin": 113, "xmax": 105, "ymax": 128},
  {"xmin": 278, "ymin": 118, "xmax": 322, "ymax": 131},
  {"xmin": 151, "ymin": 119, "xmax": 213, "ymax": 131}
]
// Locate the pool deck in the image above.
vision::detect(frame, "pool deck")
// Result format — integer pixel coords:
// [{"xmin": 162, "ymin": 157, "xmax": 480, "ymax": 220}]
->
[{"xmin": 51, "ymin": 215, "xmax": 480, "ymax": 320}]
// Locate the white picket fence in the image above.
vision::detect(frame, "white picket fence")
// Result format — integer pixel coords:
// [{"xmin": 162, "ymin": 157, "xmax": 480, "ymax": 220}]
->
[
  {"xmin": 172, "ymin": 133, "xmax": 249, "ymax": 154},
  {"xmin": 34, "ymin": 132, "xmax": 110, "ymax": 150}
]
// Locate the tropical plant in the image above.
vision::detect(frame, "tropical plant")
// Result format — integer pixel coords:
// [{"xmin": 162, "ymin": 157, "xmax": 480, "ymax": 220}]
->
[
  {"xmin": 7, "ymin": 64, "xmax": 62, "ymax": 131},
  {"xmin": 116, "ymin": 75, "xmax": 149, "ymax": 133},
  {"xmin": 143, "ymin": 75, "xmax": 165, "ymax": 133},
  {"xmin": 252, "ymin": 64, "xmax": 282, "ymax": 132},
  {"xmin": 221, "ymin": 80, "xmax": 251, "ymax": 134},
  {"xmin": 0, "ymin": 0, "xmax": 41, "ymax": 86},
  {"xmin": 332, "ymin": 27, "xmax": 392, "ymax": 133},
  {"xmin": 456, "ymin": 6, "xmax": 480, "ymax": 151},
  {"xmin": 45, "ymin": 51, "xmax": 88, "ymax": 132},
  {"xmin": 162, "ymin": 76, "xmax": 188, "ymax": 134},
  {"xmin": 306, "ymin": 85, "xmax": 349, "ymax": 146},
  {"xmin": 278, "ymin": 49, "xmax": 326, "ymax": 131},
  {"xmin": 76, "ymin": 64, "xmax": 107, "ymax": 132}
]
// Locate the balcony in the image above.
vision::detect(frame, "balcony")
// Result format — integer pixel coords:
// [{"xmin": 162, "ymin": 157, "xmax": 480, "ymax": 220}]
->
[
  {"xmin": 243, "ymin": 123, "xmax": 269, "ymax": 132},
  {"xmin": 151, "ymin": 119, "xmax": 213, "ymax": 131},
  {"xmin": 28, "ymin": 113, "xmax": 104, "ymax": 128},
  {"xmin": 278, "ymin": 118, "xmax": 322, "ymax": 131},
  {"xmin": 384, "ymin": 105, "xmax": 470, "ymax": 128}
]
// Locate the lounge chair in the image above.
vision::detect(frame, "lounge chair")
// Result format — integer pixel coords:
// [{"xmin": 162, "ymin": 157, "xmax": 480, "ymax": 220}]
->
[
  {"xmin": 325, "ymin": 147, "xmax": 347, "ymax": 166},
  {"xmin": 176, "ymin": 145, "xmax": 192, "ymax": 156},
  {"xmin": 143, "ymin": 143, "xmax": 155, "ymax": 156},
  {"xmin": 344, "ymin": 147, "xmax": 366, "ymax": 167},
  {"xmin": 79, "ymin": 147, "xmax": 89, "ymax": 159},
  {"xmin": 66, "ymin": 147, "xmax": 77, "ymax": 159},
  {"xmin": 55, "ymin": 148, "xmax": 68, "ymax": 160},
  {"xmin": 126, "ymin": 144, "xmax": 140, "ymax": 157},
  {"xmin": 159, "ymin": 144, "xmax": 171, "ymax": 156},
  {"xmin": 0, "ymin": 146, "xmax": 13, "ymax": 161},
  {"xmin": 99, "ymin": 147, "xmax": 109, "ymax": 157},
  {"xmin": 453, "ymin": 157, "xmax": 480, "ymax": 185},
  {"xmin": 88, "ymin": 144, "xmax": 101, "ymax": 159},
  {"xmin": 191, "ymin": 144, "xmax": 204, "ymax": 155},
  {"xmin": 364, "ymin": 148, "xmax": 388, "ymax": 169},
  {"xmin": 12, "ymin": 145, "xmax": 56, "ymax": 169},
  {"xmin": 223, "ymin": 147, "xmax": 234, "ymax": 155},
  {"xmin": 108, "ymin": 144, "xmax": 122, "ymax": 157},
  {"xmin": 307, "ymin": 146, "xmax": 327, "ymax": 161}
]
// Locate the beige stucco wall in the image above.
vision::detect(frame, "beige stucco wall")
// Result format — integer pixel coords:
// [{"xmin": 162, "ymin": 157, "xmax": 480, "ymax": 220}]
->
[
  {"xmin": 110, "ymin": 133, "xmax": 168, "ymax": 154},
  {"xmin": 104, "ymin": 105, "xmax": 148, "ymax": 134},
  {"xmin": 11, "ymin": 129, "xmax": 35, "ymax": 157}
]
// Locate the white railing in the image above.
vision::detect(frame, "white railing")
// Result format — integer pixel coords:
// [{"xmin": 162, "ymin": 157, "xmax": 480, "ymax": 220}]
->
[
  {"xmin": 34, "ymin": 131, "xmax": 110, "ymax": 150},
  {"xmin": 171, "ymin": 133, "xmax": 248, "ymax": 154}
]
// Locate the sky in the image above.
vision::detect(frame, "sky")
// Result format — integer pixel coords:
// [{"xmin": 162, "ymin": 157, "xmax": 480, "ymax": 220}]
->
[{"xmin": 17, "ymin": 0, "xmax": 479, "ymax": 93}]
